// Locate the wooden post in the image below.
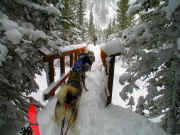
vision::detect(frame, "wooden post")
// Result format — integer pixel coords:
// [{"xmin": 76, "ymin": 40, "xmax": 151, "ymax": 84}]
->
[
  {"xmin": 82, "ymin": 48, "xmax": 86, "ymax": 53},
  {"xmin": 60, "ymin": 56, "xmax": 65, "ymax": 76},
  {"xmin": 70, "ymin": 54, "xmax": 74, "ymax": 68},
  {"xmin": 49, "ymin": 60, "xmax": 54, "ymax": 83},
  {"xmin": 107, "ymin": 56, "xmax": 115, "ymax": 104},
  {"xmin": 74, "ymin": 53, "xmax": 78, "ymax": 62}
]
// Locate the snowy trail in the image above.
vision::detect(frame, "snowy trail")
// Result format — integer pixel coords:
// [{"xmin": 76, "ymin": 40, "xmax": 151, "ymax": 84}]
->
[{"xmin": 37, "ymin": 45, "xmax": 167, "ymax": 135}]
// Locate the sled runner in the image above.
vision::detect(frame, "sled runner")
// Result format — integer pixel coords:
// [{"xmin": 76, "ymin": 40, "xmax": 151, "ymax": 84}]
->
[{"xmin": 60, "ymin": 106, "xmax": 77, "ymax": 135}]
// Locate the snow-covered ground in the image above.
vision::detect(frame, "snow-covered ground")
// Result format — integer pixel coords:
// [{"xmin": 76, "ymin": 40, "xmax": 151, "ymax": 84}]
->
[{"xmin": 36, "ymin": 45, "xmax": 167, "ymax": 135}]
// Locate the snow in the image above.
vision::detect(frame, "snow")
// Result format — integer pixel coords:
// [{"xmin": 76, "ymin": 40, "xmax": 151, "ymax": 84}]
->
[
  {"xmin": 127, "ymin": 3, "xmax": 142, "ymax": 16},
  {"xmin": 149, "ymin": 114, "xmax": 165, "ymax": 123},
  {"xmin": 19, "ymin": 28, "xmax": 46, "ymax": 41},
  {"xmin": 21, "ymin": 22, "xmax": 35, "ymax": 30},
  {"xmin": 0, "ymin": 17, "xmax": 18, "ymax": 31},
  {"xmin": 119, "ymin": 72, "xmax": 131, "ymax": 85},
  {"xmin": 14, "ymin": 0, "xmax": 60, "ymax": 16},
  {"xmin": 162, "ymin": 0, "xmax": 180, "ymax": 19},
  {"xmin": 5, "ymin": 29, "xmax": 23, "ymax": 44},
  {"xmin": 30, "ymin": 30, "xmax": 46, "ymax": 41},
  {"xmin": 0, "ymin": 43, "xmax": 8, "ymax": 66},
  {"xmin": 112, "ymin": 59, "xmax": 127, "ymax": 108},
  {"xmin": 58, "ymin": 44, "xmax": 87, "ymax": 53},
  {"xmin": 0, "ymin": 11, "xmax": 47, "ymax": 44},
  {"xmin": 31, "ymin": 70, "xmax": 48, "ymax": 105},
  {"xmin": 127, "ymin": 0, "xmax": 148, "ymax": 17},
  {"xmin": 122, "ymin": 23, "xmax": 153, "ymax": 46},
  {"xmin": 100, "ymin": 38, "xmax": 124, "ymax": 56},
  {"xmin": 0, "ymin": 14, "xmax": 23, "ymax": 44},
  {"xmin": 36, "ymin": 45, "xmax": 167, "ymax": 135},
  {"xmin": 177, "ymin": 38, "xmax": 180, "ymax": 50}
]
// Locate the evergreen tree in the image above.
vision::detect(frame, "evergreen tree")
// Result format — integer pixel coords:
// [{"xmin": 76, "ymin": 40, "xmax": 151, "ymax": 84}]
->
[
  {"xmin": 116, "ymin": 0, "xmax": 131, "ymax": 30},
  {"xmin": 136, "ymin": 96, "xmax": 145, "ymax": 115},
  {"xmin": 0, "ymin": 0, "xmax": 61, "ymax": 133},
  {"xmin": 77, "ymin": 0, "xmax": 86, "ymax": 41},
  {"xmin": 59, "ymin": 0, "xmax": 74, "ymax": 41},
  {"xmin": 119, "ymin": 0, "xmax": 180, "ymax": 134},
  {"xmin": 88, "ymin": 10, "xmax": 96, "ymax": 43},
  {"xmin": 105, "ymin": 20, "xmax": 113, "ymax": 39}
]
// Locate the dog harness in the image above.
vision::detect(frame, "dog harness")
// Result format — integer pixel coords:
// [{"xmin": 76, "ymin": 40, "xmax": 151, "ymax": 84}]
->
[
  {"xmin": 72, "ymin": 53, "xmax": 93, "ymax": 72},
  {"xmin": 67, "ymin": 71, "xmax": 82, "ymax": 89},
  {"xmin": 72, "ymin": 60, "xmax": 84, "ymax": 72}
]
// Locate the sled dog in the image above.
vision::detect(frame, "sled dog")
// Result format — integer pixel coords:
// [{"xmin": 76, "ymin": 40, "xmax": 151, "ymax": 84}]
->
[{"xmin": 55, "ymin": 71, "xmax": 83, "ymax": 135}]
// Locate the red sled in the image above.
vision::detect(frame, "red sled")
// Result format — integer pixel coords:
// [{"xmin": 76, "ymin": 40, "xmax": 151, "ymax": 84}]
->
[{"xmin": 28, "ymin": 104, "xmax": 40, "ymax": 135}]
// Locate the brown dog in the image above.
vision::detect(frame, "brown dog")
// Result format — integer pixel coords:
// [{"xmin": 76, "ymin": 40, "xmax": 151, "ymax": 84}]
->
[
  {"xmin": 55, "ymin": 71, "xmax": 83, "ymax": 135},
  {"xmin": 55, "ymin": 51, "xmax": 95, "ymax": 135}
]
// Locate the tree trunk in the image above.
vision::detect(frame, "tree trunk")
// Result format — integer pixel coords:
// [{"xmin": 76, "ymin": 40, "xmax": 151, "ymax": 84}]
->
[{"xmin": 167, "ymin": 70, "xmax": 177, "ymax": 135}]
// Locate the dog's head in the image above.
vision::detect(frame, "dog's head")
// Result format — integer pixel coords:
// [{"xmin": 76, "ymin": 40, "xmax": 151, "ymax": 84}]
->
[
  {"xmin": 87, "ymin": 51, "xmax": 95, "ymax": 63},
  {"xmin": 83, "ymin": 51, "xmax": 95, "ymax": 71}
]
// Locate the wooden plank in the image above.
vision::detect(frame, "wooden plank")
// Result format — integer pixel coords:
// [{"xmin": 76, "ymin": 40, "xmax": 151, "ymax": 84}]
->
[
  {"xmin": 44, "ymin": 54, "xmax": 60, "ymax": 62},
  {"xmin": 39, "ymin": 47, "xmax": 52, "ymax": 56},
  {"xmin": 81, "ymin": 47, "xmax": 86, "ymax": 53},
  {"xmin": 74, "ymin": 52, "xmax": 78, "ymax": 62},
  {"xmin": 44, "ymin": 72, "xmax": 70, "ymax": 100},
  {"xmin": 70, "ymin": 54, "xmax": 74, "ymax": 68},
  {"xmin": 107, "ymin": 56, "xmax": 115, "ymax": 104},
  {"xmin": 60, "ymin": 56, "xmax": 65, "ymax": 76},
  {"xmin": 43, "ymin": 47, "xmax": 86, "ymax": 62},
  {"xmin": 110, "ymin": 52, "xmax": 121, "ymax": 57},
  {"xmin": 49, "ymin": 60, "xmax": 54, "ymax": 83},
  {"xmin": 63, "ymin": 47, "xmax": 86, "ymax": 56}
]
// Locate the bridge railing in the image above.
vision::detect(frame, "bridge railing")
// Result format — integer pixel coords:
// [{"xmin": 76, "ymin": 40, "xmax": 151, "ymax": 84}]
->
[
  {"xmin": 39, "ymin": 45, "xmax": 86, "ymax": 100},
  {"xmin": 40, "ymin": 46, "xmax": 86, "ymax": 84},
  {"xmin": 39, "ymin": 45, "xmax": 115, "ymax": 105}
]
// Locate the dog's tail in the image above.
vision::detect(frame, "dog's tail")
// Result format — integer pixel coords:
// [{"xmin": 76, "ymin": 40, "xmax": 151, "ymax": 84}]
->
[{"xmin": 55, "ymin": 84, "xmax": 81, "ymax": 123}]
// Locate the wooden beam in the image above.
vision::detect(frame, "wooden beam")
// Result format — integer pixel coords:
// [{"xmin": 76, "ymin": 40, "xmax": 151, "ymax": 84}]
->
[
  {"xmin": 62, "ymin": 47, "xmax": 86, "ymax": 56},
  {"xmin": 110, "ymin": 52, "xmax": 121, "ymax": 57},
  {"xmin": 74, "ymin": 52, "xmax": 78, "ymax": 62},
  {"xmin": 70, "ymin": 54, "xmax": 74, "ymax": 68},
  {"xmin": 43, "ymin": 47, "xmax": 86, "ymax": 62},
  {"xmin": 60, "ymin": 56, "xmax": 65, "ymax": 76},
  {"xmin": 39, "ymin": 47, "xmax": 52, "ymax": 56},
  {"xmin": 44, "ymin": 54, "xmax": 60, "ymax": 62},
  {"xmin": 49, "ymin": 60, "xmax": 54, "ymax": 83},
  {"xmin": 107, "ymin": 56, "xmax": 115, "ymax": 104},
  {"xmin": 44, "ymin": 72, "xmax": 70, "ymax": 100}
]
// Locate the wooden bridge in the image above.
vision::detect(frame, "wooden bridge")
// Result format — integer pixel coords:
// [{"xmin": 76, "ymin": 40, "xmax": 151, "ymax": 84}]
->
[{"xmin": 40, "ymin": 45, "xmax": 118, "ymax": 106}]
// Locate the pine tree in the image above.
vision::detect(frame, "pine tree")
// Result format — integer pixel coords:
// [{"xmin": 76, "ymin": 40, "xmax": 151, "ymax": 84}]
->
[
  {"xmin": 116, "ymin": 0, "xmax": 131, "ymax": 30},
  {"xmin": 119, "ymin": 0, "xmax": 180, "ymax": 134},
  {"xmin": 59, "ymin": 0, "xmax": 74, "ymax": 41},
  {"xmin": 88, "ymin": 10, "xmax": 96, "ymax": 43},
  {"xmin": 105, "ymin": 20, "xmax": 113, "ymax": 39},
  {"xmin": 136, "ymin": 96, "xmax": 145, "ymax": 115},
  {"xmin": 77, "ymin": 0, "xmax": 86, "ymax": 41},
  {"xmin": 0, "ymin": 0, "xmax": 60, "ymax": 132}
]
